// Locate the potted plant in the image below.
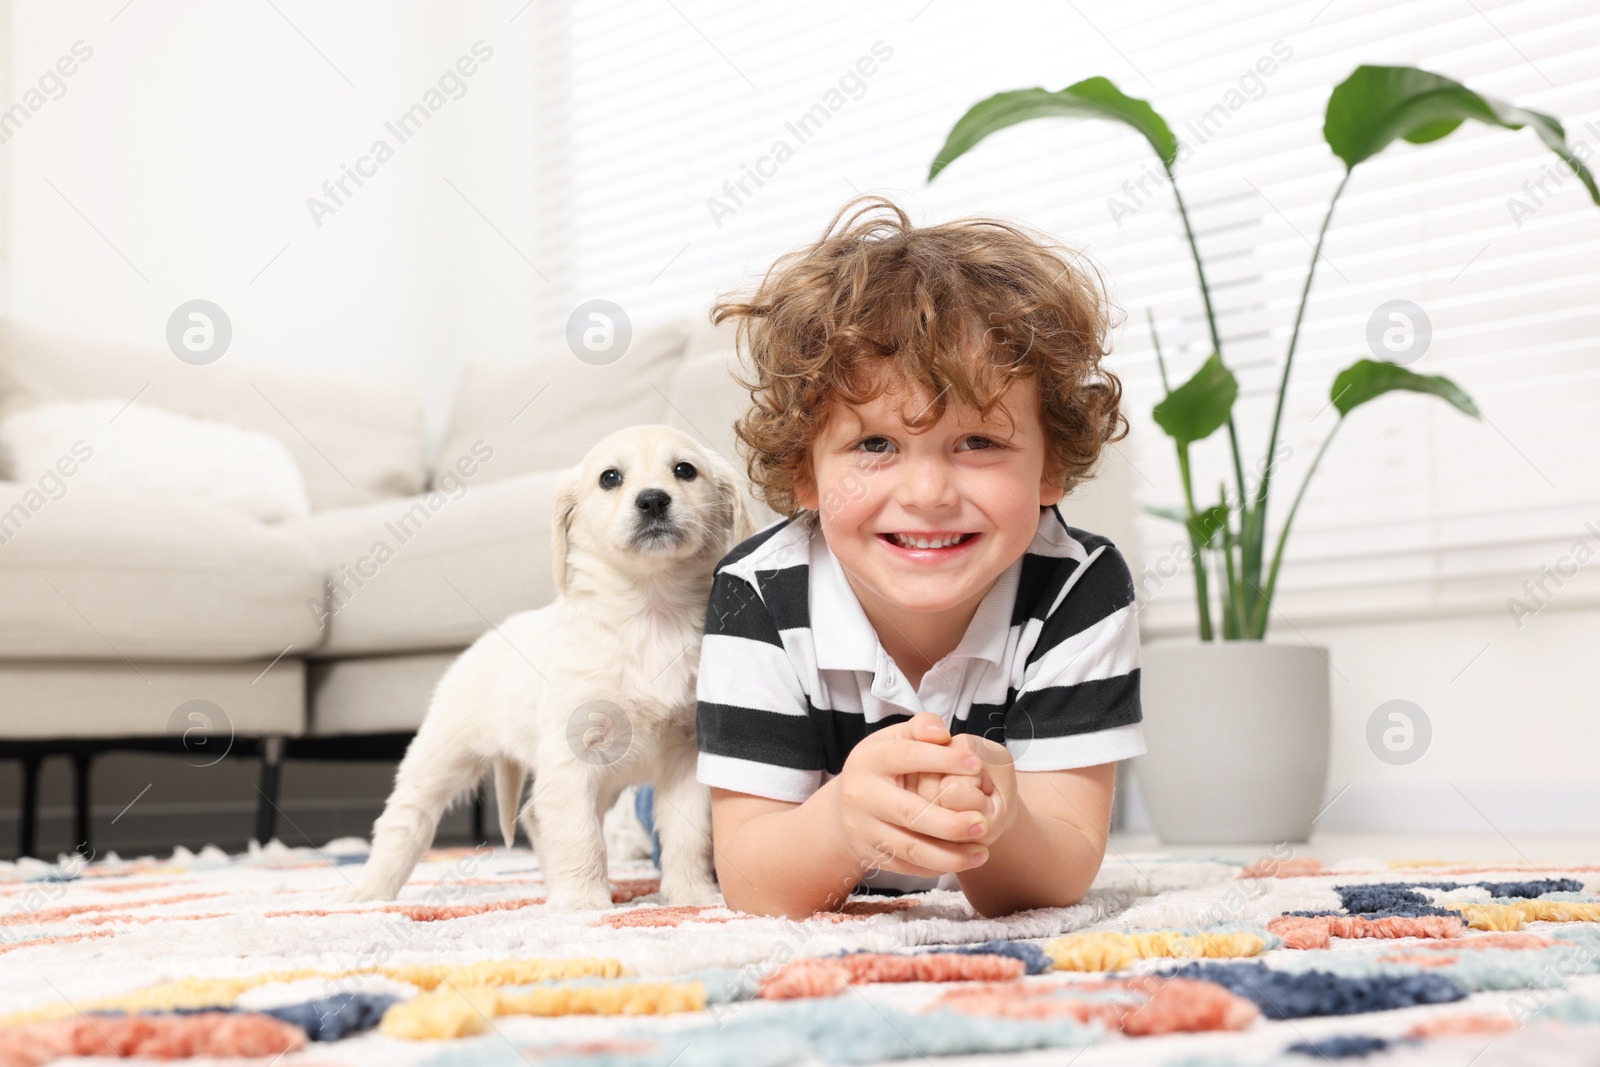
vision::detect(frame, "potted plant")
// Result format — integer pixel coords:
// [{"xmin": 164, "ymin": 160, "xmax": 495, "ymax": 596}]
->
[{"xmin": 930, "ymin": 66, "xmax": 1598, "ymax": 841}]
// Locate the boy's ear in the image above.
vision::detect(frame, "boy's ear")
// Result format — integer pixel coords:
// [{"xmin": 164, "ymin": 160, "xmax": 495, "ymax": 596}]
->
[
  {"xmin": 1039, "ymin": 456, "xmax": 1067, "ymax": 507},
  {"xmin": 793, "ymin": 459, "xmax": 819, "ymax": 512}
]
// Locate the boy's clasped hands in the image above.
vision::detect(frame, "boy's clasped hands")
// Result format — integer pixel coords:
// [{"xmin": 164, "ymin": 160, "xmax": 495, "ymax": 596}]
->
[{"xmin": 831, "ymin": 711, "xmax": 1020, "ymax": 878}]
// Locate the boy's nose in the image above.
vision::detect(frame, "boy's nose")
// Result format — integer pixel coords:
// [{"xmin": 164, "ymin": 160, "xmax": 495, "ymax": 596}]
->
[{"xmin": 896, "ymin": 453, "xmax": 958, "ymax": 508}]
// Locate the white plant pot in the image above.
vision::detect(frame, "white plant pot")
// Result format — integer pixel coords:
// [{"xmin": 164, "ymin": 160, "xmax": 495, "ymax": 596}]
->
[{"xmin": 1133, "ymin": 640, "xmax": 1331, "ymax": 844}]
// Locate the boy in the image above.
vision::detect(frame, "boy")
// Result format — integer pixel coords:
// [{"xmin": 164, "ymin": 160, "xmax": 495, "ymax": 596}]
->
[{"xmin": 694, "ymin": 197, "xmax": 1144, "ymax": 919}]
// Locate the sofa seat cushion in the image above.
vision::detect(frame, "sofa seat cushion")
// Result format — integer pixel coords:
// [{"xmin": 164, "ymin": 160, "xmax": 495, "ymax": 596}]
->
[
  {"xmin": 0, "ymin": 484, "xmax": 324, "ymax": 660},
  {"xmin": 309, "ymin": 651, "xmax": 457, "ymax": 735},
  {"xmin": 286, "ymin": 469, "xmax": 560, "ymax": 657},
  {"xmin": 0, "ymin": 659, "xmax": 304, "ymax": 738}
]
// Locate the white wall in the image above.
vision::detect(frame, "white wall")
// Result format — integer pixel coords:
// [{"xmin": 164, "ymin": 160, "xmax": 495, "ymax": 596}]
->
[
  {"xmin": 4, "ymin": 0, "xmax": 543, "ymax": 449},
  {"xmin": 1124, "ymin": 600, "xmax": 1600, "ymax": 836},
  {"xmin": 1305, "ymin": 603, "xmax": 1600, "ymax": 836},
  {"xmin": 1123, "ymin": 507, "xmax": 1600, "ymax": 835}
]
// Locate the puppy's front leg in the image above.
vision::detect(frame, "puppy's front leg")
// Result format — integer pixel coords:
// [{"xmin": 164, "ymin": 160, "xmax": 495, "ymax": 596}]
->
[
  {"xmin": 651, "ymin": 765, "xmax": 720, "ymax": 907},
  {"xmin": 530, "ymin": 763, "xmax": 613, "ymax": 911}
]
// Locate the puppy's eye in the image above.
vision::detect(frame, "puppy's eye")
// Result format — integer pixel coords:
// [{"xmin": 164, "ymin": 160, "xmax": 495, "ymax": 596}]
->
[
  {"xmin": 673, "ymin": 462, "xmax": 698, "ymax": 481},
  {"xmin": 598, "ymin": 468, "xmax": 622, "ymax": 489}
]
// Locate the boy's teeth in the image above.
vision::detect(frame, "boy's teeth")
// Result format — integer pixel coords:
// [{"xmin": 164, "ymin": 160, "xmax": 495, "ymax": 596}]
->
[{"xmin": 890, "ymin": 532, "xmax": 968, "ymax": 549}]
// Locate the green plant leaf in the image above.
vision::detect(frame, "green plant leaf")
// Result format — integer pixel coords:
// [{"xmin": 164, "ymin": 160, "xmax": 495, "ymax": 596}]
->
[
  {"xmin": 1325, "ymin": 65, "xmax": 1599, "ymax": 203},
  {"xmin": 1331, "ymin": 359, "xmax": 1481, "ymax": 419},
  {"xmin": 1188, "ymin": 504, "xmax": 1230, "ymax": 548},
  {"xmin": 929, "ymin": 77, "xmax": 1178, "ymax": 180},
  {"xmin": 1145, "ymin": 503, "xmax": 1229, "ymax": 546},
  {"xmin": 1151, "ymin": 353, "xmax": 1238, "ymax": 444}
]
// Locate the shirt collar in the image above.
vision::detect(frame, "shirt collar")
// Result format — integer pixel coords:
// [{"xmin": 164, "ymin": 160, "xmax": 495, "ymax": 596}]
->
[{"xmin": 809, "ymin": 516, "xmax": 1026, "ymax": 674}]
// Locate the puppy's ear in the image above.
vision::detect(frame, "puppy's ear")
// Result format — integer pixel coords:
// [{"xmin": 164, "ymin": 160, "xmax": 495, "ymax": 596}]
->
[
  {"xmin": 551, "ymin": 466, "xmax": 582, "ymax": 596},
  {"xmin": 707, "ymin": 451, "xmax": 758, "ymax": 548}
]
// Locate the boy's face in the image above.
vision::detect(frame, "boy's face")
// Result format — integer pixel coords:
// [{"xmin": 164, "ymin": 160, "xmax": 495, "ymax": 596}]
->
[{"xmin": 794, "ymin": 363, "xmax": 1065, "ymax": 622}]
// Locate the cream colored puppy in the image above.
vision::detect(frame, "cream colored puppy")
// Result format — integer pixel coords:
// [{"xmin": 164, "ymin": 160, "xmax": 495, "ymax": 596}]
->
[{"xmin": 344, "ymin": 424, "xmax": 755, "ymax": 910}]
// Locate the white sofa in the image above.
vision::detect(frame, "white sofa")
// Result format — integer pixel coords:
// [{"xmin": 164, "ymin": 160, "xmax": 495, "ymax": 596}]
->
[
  {"xmin": 0, "ymin": 314, "xmax": 1137, "ymax": 857},
  {"xmin": 0, "ymin": 314, "xmax": 779, "ymax": 855}
]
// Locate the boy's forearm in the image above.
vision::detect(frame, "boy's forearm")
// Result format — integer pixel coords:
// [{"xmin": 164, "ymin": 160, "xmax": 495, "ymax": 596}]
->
[
  {"xmin": 713, "ymin": 780, "xmax": 868, "ymax": 918},
  {"xmin": 955, "ymin": 800, "xmax": 1106, "ymax": 918}
]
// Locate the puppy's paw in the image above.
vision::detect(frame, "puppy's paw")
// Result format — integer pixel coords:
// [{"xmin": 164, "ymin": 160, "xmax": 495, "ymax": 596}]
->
[
  {"xmin": 544, "ymin": 887, "xmax": 615, "ymax": 913},
  {"xmin": 333, "ymin": 881, "xmax": 396, "ymax": 904},
  {"xmin": 661, "ymin": 881, "xmax": 722, "ymax": 908}
]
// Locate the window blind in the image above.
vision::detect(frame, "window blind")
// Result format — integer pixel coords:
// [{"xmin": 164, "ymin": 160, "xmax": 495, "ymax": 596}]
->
[{"xmin": 528, "ymin": 0, "xmax": 1600, "ymax": 632}]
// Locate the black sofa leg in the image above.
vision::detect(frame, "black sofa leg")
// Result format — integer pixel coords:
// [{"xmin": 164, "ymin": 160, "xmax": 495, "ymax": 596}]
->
[
  {"xmin": 70, "ymin": 750, "xmax": 92, "ymax": 854},
  {"xmin": 472, "ymin": 786, "xmax": 485, "ymax": 844},
  {"xmin": 19, "ymin": 756, "xmax": 42, "ymax": 859},
  {"xmin": 256, "ymin": 736, "xmax": 285, "ymax": 846}
]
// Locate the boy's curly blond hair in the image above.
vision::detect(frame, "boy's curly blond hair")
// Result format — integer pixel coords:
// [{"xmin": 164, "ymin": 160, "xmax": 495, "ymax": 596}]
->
[{"xmin": 713, "ymin": 196, "xmax": 1126, "ymax": 519}]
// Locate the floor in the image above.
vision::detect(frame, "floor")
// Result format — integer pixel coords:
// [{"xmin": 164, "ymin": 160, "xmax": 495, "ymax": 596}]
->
[{"xmin": 1109, "ymin": 831, "xmax": 1600, "ymax": 865}]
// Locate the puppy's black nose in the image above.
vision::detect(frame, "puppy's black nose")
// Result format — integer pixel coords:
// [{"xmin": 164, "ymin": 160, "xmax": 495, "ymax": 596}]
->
[{"xmin": 635, "ymin": 488, "xmax": 671, "ymax": 519}]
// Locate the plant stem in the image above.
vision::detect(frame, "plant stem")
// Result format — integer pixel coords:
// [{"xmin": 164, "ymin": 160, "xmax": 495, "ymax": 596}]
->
[
  {"xmin": 1164, "ymin": 163, "xmax": 1248, "ymax": 518},
  {"xmin": 1254, "ymin": 419, "xmax": 1343, "ymax": 638},
  {"xmin": 1149, "ymin": 308, "xmax": 1213, "ymax": 642},
  {"xmin": 1164, "ymin": 163, "xmax": 1248, "ymax": 633},
  {"xmin": 1219, "ymin": 483, "xmax": 1245, "ymax": 639},
  {"xmin": 1247, "ymin": 168, "xmax": 1352, "ymax": 636},
  {"xmin": 1147, "ymin": 308, "xmax": 1171, "ymax": 393},
  {"xmin": 1176, "ymin": 443, "xmax": 1213, "ymax": 642}
]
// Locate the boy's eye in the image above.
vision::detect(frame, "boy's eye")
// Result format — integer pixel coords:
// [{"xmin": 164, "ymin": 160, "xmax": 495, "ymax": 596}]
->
[{"xmin": 851, "ymin": 435, "xmax": 998, "ymax": 454}]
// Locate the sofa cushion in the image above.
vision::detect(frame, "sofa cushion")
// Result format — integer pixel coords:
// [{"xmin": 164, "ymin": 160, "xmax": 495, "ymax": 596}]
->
[
  {"xmin": 286, "ymin": 469, "xmax": 560, "ymax": 657},
  {"xmin": 309, "ymin": 651, "xmax": 456, "ymax": 735},
  {"xmin": 430, "ymin": 318, "xmax": 691, "ymax": 487},
  {"xmin": 0, "ymin": 659, "xmax": 304, "ymax": 738},
  {"xmin": 658, "ymin": 337, "xmax": 782, "ymax": 530},
  {"xmin": 0, "ymin": 483, "xmax": 324, "ymax": 660},
  {"xmin": 0, "ymin": 399, "xmax": 312, "ymax": 523},
  {"xmin": 0, "ymin": 320, "xmax": 426, "ymax": 511},
  {"xmin": 681, "ymin": 312, "xmax": 739, "ymax": 363}
]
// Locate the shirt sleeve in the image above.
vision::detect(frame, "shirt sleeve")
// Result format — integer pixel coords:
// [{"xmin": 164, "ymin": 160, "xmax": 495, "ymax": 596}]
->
[
  {"xmin": 1006, "ymin": 542, "xmax": 1146, "ymax": 771},
  {"xmin": 695, "ymin": 567, "xmax": 826, "ymax": 803}
]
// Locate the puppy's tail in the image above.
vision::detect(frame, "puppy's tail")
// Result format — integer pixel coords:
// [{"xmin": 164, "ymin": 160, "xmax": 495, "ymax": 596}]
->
[{"xmin": 493, "ymin": 760, "xmax": 525, "ymax": 849}]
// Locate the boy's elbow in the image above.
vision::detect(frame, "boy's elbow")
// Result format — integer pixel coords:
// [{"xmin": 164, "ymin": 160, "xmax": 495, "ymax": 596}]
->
[
  {"xmin": 715, "ymin": 880, "xmax": 766, "ymax": 917},
  {"xmin": 714, "ymin": 860, "xmax": 835, "ymax": 919},
  {"xmin": 726, "ymin": 889, "xmax": 825, "ymax": 921},
  {"xmin": 966, "ymin": 883, "xmax": 1088, "ymax": 919}
]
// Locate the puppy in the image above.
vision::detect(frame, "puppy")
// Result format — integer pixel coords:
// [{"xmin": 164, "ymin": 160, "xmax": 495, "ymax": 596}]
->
[{"xmin": 344, "ymin": 424, "xmax": 756, "ymax": 910}]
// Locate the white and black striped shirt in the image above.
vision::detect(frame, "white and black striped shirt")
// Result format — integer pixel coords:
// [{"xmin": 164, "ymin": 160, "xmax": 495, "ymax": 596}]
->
[{"xmin": 695, "ymin": 504, "xmax": 1146, "ymax": 806}]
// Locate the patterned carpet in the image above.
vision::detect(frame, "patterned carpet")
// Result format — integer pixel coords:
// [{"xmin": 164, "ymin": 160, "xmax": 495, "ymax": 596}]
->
[{"xmin": 4, "ymin": 840, "xmax": 1600, "ymax": 1066}]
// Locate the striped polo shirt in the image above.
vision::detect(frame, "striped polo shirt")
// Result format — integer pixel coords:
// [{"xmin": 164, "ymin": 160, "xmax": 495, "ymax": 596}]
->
[{"xmin": 694, "ymin": 504, "xmax": 1146, "ymax": 808}]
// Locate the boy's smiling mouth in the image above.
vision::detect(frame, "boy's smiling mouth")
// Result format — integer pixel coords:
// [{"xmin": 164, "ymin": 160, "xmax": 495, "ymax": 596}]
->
[{"xmin": 878, "ymin": 531, "xmax": 980, "ymax": 553}]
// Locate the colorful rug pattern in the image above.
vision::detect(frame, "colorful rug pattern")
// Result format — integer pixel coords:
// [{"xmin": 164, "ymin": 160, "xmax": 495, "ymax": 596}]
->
[{"xmin": 5, "ymin": 840, "xmax": 1600, "ymax": 1065}]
